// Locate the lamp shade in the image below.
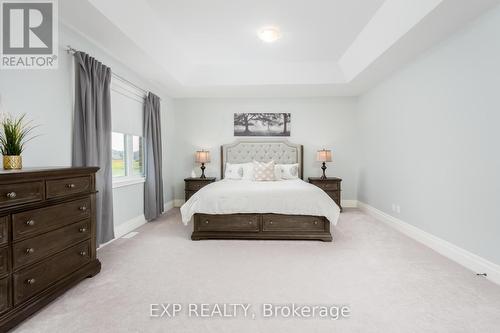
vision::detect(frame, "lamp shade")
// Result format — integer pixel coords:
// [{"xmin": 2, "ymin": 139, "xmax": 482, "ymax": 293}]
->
[
  {"xmin": 316, "ymin": 149, "xmax": 332, "ymax": 162},
  {"xmin": 195, "ymin": 150, "xmax": 211, "ymax": 163}
]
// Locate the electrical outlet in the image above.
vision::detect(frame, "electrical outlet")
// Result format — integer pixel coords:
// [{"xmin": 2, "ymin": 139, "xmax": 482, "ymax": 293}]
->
[{"xmin": 396, "ymin": 205, "xmax": 401, "ymax": 214}]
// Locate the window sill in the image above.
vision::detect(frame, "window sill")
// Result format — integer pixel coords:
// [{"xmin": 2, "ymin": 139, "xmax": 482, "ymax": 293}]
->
[{"xmin": 112, "ymin": 177, "xmax": 146, "ymax": 189}]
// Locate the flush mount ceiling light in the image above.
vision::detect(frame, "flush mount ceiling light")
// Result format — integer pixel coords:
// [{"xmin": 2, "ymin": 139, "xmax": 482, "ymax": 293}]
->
[{"xmin": 258, "ymin": 26, "xmax": 281, "ymax": 43}]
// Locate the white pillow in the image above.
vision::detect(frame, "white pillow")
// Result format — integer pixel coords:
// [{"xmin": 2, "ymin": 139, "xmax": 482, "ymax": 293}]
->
[
  {"xmin": 274, "ymin": 165, "xmax": 283, "ymax": 180},
  {"xmin": 241, "ymin": 162, "xmax": 254, "ymax": 180},
  {"xmin": 253, "ymin": 161, "xmax": 275, "ymax": 181},
  {"xmin": 224, "ymin": 163, "xmax": 244, "ymax": 179},
  {"xmin": 277, "ymin": 163, "xmax": 299, "ymax": 179}
]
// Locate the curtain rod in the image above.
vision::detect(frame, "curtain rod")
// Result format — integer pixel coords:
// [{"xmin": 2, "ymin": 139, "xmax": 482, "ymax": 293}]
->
[{"xmin": 65, "ymin": 45, "xmax": 155, "ymax": 98}]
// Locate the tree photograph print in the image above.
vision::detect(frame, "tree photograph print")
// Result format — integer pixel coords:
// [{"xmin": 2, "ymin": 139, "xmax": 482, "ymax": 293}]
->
[{"xmin": 234, "ymin": 113, "xmax": 291, "ymax": 136}]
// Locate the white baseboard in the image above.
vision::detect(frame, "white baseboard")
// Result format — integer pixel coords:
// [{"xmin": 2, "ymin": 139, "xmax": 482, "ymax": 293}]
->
[
  {"xmin": 164, "ymin": 200, "xmax": 175, "ymax": 212},
  {"xmin": 341, "ymin": 200, "xmax": 358, "ymax": 208},
  {"xmin": 358, "ymin": 201, "xmax": 500, "ymax": 286},
  {"xmin": 174, "ymin": 199, "xmax": 185, "ymax": 207},
  {"xmin": 114, "ymin": 215, "xmax": 147, "ymax": 239},
  {"xmin": 98, "ymin": 214, "xmax": 147, "ymax": 250}
]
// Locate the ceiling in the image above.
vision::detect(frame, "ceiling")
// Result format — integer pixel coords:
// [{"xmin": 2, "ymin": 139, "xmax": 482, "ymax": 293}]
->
[
  {"xmin": 60, "ymin": 0, "xmax": 500, "ymax": 98},
  {"xmin": 145, "ymin": 0, "xmax": 385, "ymax": 64}
]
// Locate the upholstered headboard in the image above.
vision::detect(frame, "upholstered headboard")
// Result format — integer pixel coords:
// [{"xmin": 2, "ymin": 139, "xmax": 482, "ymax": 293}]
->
[{"xmin": 221, "ymin": 140, "xmax": 304, "ymax": 179}]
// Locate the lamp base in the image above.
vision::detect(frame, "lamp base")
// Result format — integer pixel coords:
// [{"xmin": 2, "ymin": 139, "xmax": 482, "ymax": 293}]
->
[
  {"xmin": 320, "ymin": 162, "xmax": 327, "ymax": 180},
  {"xmin": 200, "ymin": 163, "xmax": 206, "ymax": 179}
]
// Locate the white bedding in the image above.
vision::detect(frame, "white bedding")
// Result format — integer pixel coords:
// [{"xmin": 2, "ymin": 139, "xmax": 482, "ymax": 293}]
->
[{"xmin": 180, "ymin": 179, "xmax": 340, "ymax": 225}]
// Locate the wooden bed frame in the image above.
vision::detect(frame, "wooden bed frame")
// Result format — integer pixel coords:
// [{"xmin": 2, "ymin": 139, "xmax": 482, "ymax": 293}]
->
[{"xmin": 191, "ymin": 140, "xmax": 333, "ymax": 242}]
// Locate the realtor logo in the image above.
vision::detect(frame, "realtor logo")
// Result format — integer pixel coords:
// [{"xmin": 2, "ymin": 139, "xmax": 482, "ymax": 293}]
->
[{"xmin": 1, "ymin": 0, "xmax": 58, "ymax": 69}]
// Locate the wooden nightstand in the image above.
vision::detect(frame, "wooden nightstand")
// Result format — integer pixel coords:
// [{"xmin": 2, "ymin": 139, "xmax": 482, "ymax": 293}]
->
[
  {"xmin": 184, "ymin": 177, "xmax": 216, "ymax": 201},
  {"xmin": 308, "ymin": 177, "xmax": 342, "ymax": 211}
]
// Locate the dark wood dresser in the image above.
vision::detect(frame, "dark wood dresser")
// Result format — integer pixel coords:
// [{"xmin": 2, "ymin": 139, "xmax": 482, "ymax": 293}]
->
[
  {"xmin": 184, "ymin": 177, "xmax": 216, "ymax": 201},
  {"xmin": 0, "ymin": 167, "xmax": 101, "ymax": 332},
  {"xmin": 308, "ymin": 177, "xmax": 343, "ymax": 212}
]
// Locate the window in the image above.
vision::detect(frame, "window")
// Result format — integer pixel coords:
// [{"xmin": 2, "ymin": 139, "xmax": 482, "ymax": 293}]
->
[
  {"xmin": 112, "ymin": 132, "xmax": 145, "ymax": 183},
  {"xmin": 132, "ymin": 136, "xmax": 144, "ymax": 176},
  {"xmin": 110, "ymin": 77, "xmax": 145, "ymax": 187},
  {"xmin": 112, "ymin": 132, "xmax": 126, "ymax": 177}
]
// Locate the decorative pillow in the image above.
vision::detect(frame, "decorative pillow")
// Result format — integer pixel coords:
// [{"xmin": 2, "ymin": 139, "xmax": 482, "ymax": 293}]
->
[
  {"xmin": 277, "ymin": 163, "xmax": 299, "ymax": 179},
  {"xmin": 253, "ymin": 161, "xmax": 275, "ymax": 181},
  {"xmin": 241, "ymin": 162, "xmax": 254, "ymax": 180},
  {"xmin": 225, "ymin": 163, "xmax": 244, "ymax": 179},
  {"xmin": 274, "ymin": 165, "xmax": 283, "ymax": 180}
]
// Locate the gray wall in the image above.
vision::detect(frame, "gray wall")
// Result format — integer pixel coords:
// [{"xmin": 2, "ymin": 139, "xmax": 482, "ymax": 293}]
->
[
  {"xmin": 357, "ymin": 6, "xmax": 500, "ymax": 265},
  {"xmin": 0, "ymin": 23, "xmax": 175, "ymax": 228},
  {"xmin": 172, "ymin": 97, "xmax": 359, "ymax": 201}
]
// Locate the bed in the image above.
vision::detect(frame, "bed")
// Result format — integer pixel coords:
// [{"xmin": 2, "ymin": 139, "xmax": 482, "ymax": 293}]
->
[{"xmin": 180, "ymin": 140, "xmax": 340, "ymax": 241}]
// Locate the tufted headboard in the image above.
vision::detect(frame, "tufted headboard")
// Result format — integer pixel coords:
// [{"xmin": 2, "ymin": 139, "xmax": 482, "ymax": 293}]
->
[{"xmin": 221, "ymin": 140, "xmax": 304, "ymax": 179}]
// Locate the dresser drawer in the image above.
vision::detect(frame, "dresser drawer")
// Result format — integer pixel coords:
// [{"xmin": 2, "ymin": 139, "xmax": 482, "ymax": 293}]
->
[
  {"xmin": 12, "ymin": 198, "xmax": 91, "ymax": 241},
  {"xmin": 196, "ymin": 214, "xmax": 259, "ymax": 232},
  {"xmin": 0, "ymin": 276, "xmax": 11, "ymax": 314},
  {"xmin": 310, "ymin": 181, "xmax": 339, "ymax": 191},
  {"xmin": 0, "ymin": 181, "xmax": 44, "ymax": 208},
  {"xmin": 0, "ymin": 247, "xmax": 9, "ymax": 276},
  {"xmin": 262, "ymin": 214, "xmax": 325, "ymax": 232},
  {"xmin": 185, "ymin": 181, "xmax": 211, "ymax": 191},
  {"xmin": 13, "ymin": 240, "xmax": 91, "ymax": 305},
  {"xmin": 0, "ymin": 216, "xmax": 7, "ymax": 246},
  {"xmin": 13, "ymin": 219, "xmax": 91, "ymax": 269},
  {"xmin": 46, "ymin": 176, "xmax": 91, "ymax": 199}
]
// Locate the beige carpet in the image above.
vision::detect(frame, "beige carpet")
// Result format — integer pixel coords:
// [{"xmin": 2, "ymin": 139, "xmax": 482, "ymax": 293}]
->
[{"xmin": 13, "ymin": 209, "xmax": 500, "ymax": 333}]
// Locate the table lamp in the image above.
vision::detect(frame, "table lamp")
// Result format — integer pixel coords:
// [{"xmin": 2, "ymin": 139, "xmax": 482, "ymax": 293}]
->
[
  {"xmin": 316, "ymin": 149, "xmax": 332, "ymax": 180},
  {"xmin": 195, "ymin": 150, "xmax": 210, "ymax": 179}
]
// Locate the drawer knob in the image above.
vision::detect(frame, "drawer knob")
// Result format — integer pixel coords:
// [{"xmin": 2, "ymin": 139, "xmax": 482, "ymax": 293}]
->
[
  {"xmin": 79, "ymin": 206, "xmax": 87, "ymax": 211},
  {"xmin": 6, "ymin": 191, "xmax": 16, "ymax": 199},
  {"xmin": 80, "ymin": 251, "xmax": 87, "ymax": 256},
  {"xmin": 314, "ymin": 221, "xmax": 318, "ymax": 225},
  {"xmin": 204, "ymin": 220, "xmax": 209, "ymax": 224},
  {"xmin": 79, "ymin": 227, "xmax": 87, "ymax": 233},
  {"xmin": 26, "ymin": 278, "xmax": 36, "ymax": 285},
  {"xmin": 248, "ymin": 221, "xmax": 253, "ymax": 225},
  {"xmin": 25, "ymin": 248, "xmax": 35, "ymax": 254},
  {"xmin": 269, "ymin": 220, "xmax": 273, "ymax": 224},
  {"xmin": 66, "ymin": 183, "xmax": 76, "ymax": 188},
  {"xmin": 25, "ymin": 219, "xmax": 35, "ymax": 226}
]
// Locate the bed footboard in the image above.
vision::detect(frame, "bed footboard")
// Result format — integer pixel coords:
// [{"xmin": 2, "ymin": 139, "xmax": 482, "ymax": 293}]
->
[{"xmin": 191, "ymin": 213, "xmax": 332, "ymax": 242}]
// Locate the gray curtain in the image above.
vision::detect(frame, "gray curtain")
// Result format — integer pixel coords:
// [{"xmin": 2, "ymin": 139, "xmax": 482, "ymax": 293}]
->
[
  {"xmin": 72, "ymin": 51, "xmax": 114, "ymax": 245},
  {"xmin": 144, "ymin": 92, "xmax": 164, "ymax": 221}
]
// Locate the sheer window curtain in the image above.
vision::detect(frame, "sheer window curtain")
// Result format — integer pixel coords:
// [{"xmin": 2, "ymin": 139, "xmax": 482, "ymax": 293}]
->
[
  {"xmin": 72, "ymin": 51, "xmax": 115, "ymax": 245},
  {"xmin": 144, "ymin": 92, "xmax": 164, "ymax": 221}
]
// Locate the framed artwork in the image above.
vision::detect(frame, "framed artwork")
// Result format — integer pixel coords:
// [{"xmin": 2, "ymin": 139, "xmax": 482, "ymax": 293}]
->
[{"xmin": 234, "ymin": 113, "xmax": 291, "ymax": 136}]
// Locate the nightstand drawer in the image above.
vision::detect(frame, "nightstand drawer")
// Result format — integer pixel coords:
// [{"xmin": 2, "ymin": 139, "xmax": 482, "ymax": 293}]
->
[
  {"xmin": 308, "ymin": 177, "xmax": 342, "ymax": 212},
  {"xmin": 195, "ymin": 214, "xmax": 259, "ymax": 232},
  {"xmin": 184, "ymin": 178, "xmax": 216, "ymax": 201},
  {"xmin": 325, "ymin": 191, "xmax": 340, "ymax": 203},
  {"xmin": 185, "ymin": 181, "xmax": 211, "ymax": 191},
  {"xmin": 310, "ymin": 181, "xmax": 339, "ymax": 191}
]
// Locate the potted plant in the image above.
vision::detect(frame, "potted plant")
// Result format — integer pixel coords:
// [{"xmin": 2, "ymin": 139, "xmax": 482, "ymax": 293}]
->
[{"xmin": 0, "ymin": 114, "xmax": 37, "ymax": 170}]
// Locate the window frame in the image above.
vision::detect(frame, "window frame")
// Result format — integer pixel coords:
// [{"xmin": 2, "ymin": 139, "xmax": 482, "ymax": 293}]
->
[{"xmin": 112, "ymin": 131, "xmax": 146, "ymax": 188}]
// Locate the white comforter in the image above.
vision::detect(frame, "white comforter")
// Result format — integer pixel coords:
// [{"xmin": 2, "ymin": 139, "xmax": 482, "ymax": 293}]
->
[{"xmin": 180, "ymin": 179, "xmax": 340, "ymax": 225}]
